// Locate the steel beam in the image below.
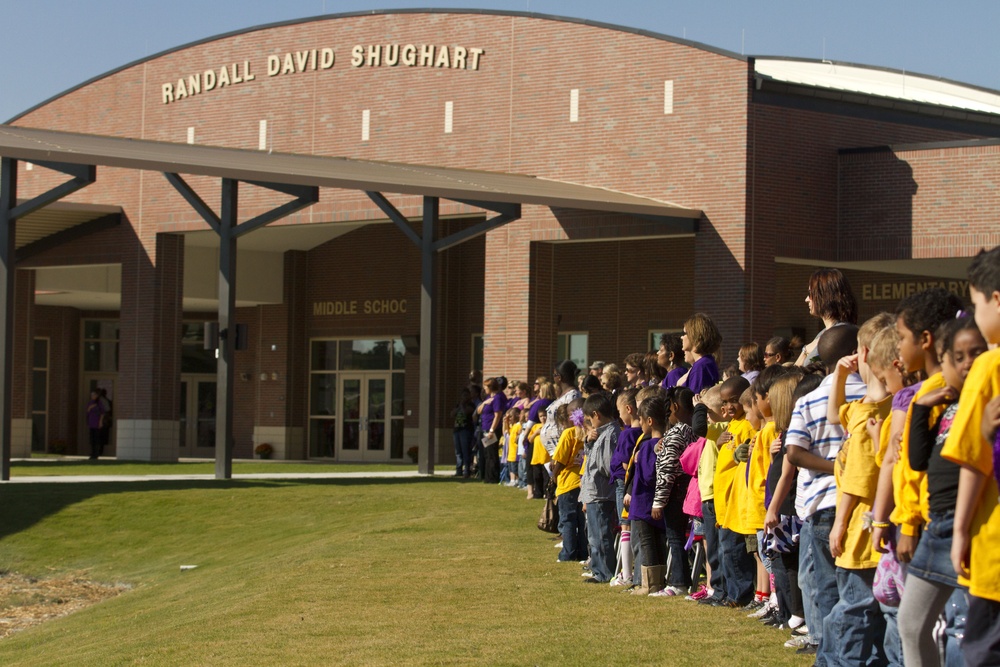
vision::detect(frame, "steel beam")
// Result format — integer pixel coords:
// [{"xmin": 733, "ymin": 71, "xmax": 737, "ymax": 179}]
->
[
  {"xmin": 366, "ymin": 191, "xmax": 422, "ymax": 248},
  {"xmin": 8, "ymin": 161, "xmax": 95, "ymax": 221},
  {"xmin": 215, "ymin": 178, "xmax": 238, "ymax": 480},
  {"xmin": 418, "ymin": 196, "xmax": 438, "ymax": 475},
  {"xmin": 0, "ymin": 158, "xmax": 17, "ymax": 481},
  {"xmin": 432, "ymin": 204, "xmax": 521, "ymax": 253},
  {"xmin": 163, "ymin": 173, "xmax": 220, "ymax": 233}
]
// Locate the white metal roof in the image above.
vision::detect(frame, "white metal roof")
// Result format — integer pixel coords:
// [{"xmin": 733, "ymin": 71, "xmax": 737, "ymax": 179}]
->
[{"xmin": 755, "ymin": 59, "xmax": 1000, "ymax": 116}]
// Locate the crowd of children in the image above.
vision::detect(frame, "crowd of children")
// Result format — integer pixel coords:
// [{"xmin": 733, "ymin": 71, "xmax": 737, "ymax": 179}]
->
[{"xmin": 459, "ymin": 245, "xmax": 1000, "ymax": 667}]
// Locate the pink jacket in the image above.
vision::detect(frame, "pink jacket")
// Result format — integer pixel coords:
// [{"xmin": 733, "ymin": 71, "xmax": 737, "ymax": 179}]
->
[{"xmin": 680, "ymin": 437, "xmax": 707, "ymax": 518}]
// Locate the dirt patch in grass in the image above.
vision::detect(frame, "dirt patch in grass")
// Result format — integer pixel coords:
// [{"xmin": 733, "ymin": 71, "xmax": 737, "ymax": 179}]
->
[{"xmin": 0, "ymin": 571, "xmax": 128, "ymax": 639}]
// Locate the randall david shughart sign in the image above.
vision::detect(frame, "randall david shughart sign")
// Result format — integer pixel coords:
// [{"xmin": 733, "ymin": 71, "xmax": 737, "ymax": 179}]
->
[{"xmin": 161, "ymin": 43, "xmax": 485, "ymax": 105}]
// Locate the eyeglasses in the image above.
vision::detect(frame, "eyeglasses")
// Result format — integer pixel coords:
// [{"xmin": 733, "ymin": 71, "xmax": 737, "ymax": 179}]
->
[
  {"xmin": 626, "ymin": 367, "xmax": 638, "ymax": 373},
  {"xmin": 763, "ymin": 351, "xmax": 777, "ymax": 358}
]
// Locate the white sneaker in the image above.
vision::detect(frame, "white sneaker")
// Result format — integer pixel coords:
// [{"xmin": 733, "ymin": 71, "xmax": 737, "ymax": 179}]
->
[
  {"xmin": 581, "ymin": 571, "xmax": 594, "ymax": 578},
  {"xmin": 554, "ymin": 541, "xmax": 563, "ymax": 549},
  {"xmin": 749, "ymin": 602, "xmax": 774, "ymax": 618},
  {"xmin": 784, "ymin": 635, "xmax": 813, "ymax": 649},
  {"xmin": 609, "ymin": 574, "xmax": 631, "ymax": 587}
]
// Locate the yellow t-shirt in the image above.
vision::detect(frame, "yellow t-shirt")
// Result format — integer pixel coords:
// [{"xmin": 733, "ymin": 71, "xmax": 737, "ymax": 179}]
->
[
  {"xmin": 507, "ymin": 422, "xmax": 522, "ymax": 463},
  {"xmin": 940, "ymin": 348, "xmax": 1000, "ymax": 602},
  {"xmin": 835, "ymin": 396, "xmax": 892, "ymax": 569},
  {"xmin": 744, "ymin": 421, "xmax": 778, "ymax": 531},
  {"xmin": 713, "ymin": 417, "xmax": 757, "ymax": 533},
  {"xmin": 552, "ymin": 427, "xmax": 585, "ymax": 497},
  {"xmin": 528, "ymin": 424, "xmax": 547, "ymax": 465},
  {"xmin": 892, "ymin": 374, "xmax": 945, "ymax": 535},
  {"xmin": 698, "ymin": 421, "xmax": 729, "ymax": 502}
]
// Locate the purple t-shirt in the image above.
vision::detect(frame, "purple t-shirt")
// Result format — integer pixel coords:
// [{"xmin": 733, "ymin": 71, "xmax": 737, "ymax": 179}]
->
[
  {"xmin": 994, "ymin": 432, "xmax": 1000, "ymax": 491},
  {"xmin": 629, "ymin": 436, "xmax": 665, "ymax": 529},
  {"xmin": 528, "ymin": 399, "xmax": 552, "ymax": 423},
  {"xmin": 893, "ymin": 382, "xmax": 921, "ymax": 412},
  {"xmin": 684, "ymin": 356, "xmax": 720, "ymax": 395},
  {"xmin": 480, "ymin": 393, "xmax": 504, "ymax": 434},
  {"xmin": 611, "ymin": 426, "xmax": 641, "ymax": 483},
  {"xmin": 661, "ymin": 367, "xmax": 686, "ymax": 389}
]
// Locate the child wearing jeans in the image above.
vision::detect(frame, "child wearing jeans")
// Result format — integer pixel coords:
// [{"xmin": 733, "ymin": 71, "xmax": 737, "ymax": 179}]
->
[
  {"xmin": 899, "ymin": 315, "xmax": 987, "ymax": 666},
  {"xmin": 552, "ymin": 400, "xmax": 587, "ymax": 563},
  {"xmin": 943, "ymin": 245, "xmax": 1000, "ymax": 666},
  {"xmin": 712, "ymin": 376, "xmax": 757, "ymax": 607},
  {"xmin": 826, "ymin": 312, "xmax": 896, "ymax": 667},
  {"xmin": 610, "ymin": 387, "xmax": 642, "ymax": 587}
]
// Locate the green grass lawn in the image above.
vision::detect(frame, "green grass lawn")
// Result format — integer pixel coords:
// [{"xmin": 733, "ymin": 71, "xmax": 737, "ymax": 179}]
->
[
  {"xmin": 0, "ymin": 477, "xmax": 812, "ymax": 666},
  {"xmin": 9, "ymin": 459, "xmax": 417, "ymax": 476}
]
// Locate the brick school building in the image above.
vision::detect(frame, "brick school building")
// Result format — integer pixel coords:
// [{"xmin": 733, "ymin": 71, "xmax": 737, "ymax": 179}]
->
[{"xmin": 4, "ymin": 10, "xmax": 1000, "ymax": 464}]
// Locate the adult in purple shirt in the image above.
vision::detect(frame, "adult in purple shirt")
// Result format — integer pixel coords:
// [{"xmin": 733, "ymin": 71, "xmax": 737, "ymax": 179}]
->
[
  {"xmin": 677, "ymin": 313, "xmax": 722, "ymax": 395},
  {"xmin": 477, "ymin": 377, "xmax": 505, "ymax": 484},
  {"xmin": 657, "ymin": 332, "xmax": 689, "ymax": 389}
]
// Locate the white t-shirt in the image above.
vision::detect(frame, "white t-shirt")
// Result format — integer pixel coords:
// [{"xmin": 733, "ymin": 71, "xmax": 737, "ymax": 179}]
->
[{"xmin": 786, "ymin": 373, "xmax": 866, "ymax": 520}]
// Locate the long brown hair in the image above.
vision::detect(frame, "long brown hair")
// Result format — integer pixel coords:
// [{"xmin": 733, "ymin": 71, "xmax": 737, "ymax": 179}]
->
[{"xmin": 808, "ymin": 268, "xmax": 858, "ymax": 324}]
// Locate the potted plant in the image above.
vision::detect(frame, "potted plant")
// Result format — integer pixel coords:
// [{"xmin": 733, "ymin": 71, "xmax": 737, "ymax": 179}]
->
[{"xmin": 254, "ymin": 443, "xmax": 273, "ymax": 460}]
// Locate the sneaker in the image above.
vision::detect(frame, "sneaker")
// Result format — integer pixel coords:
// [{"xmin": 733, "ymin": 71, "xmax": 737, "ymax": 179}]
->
[
  {"xmin": 755, "ymin": 608, "xmax": 777, "ymax": 623},
  {"xmin": 749, "ymin": 602, "xmax": 774, "ymax": 619},
  {"xmin": 609, "ymin": 574, "xmax": 631, "ymax": 587},
  {"xmin": 685, "ymin": 585, "xmax": 709, "ymax": 601},
  {"xmin": 722, "ymin": 598, "xmax": 744, "ymax": 608},
  {"xmin": 795, "ymin": 643, "xmax": 818, "ymax": 656},
  {"xmin": 698, "ymin": 595, "xmax": 724, "ymax": 606},
  {"xmin": 784, "ymin": 635, "xmax": 813, "ymax": 650},
  {"xmin": 648, "ymin": 588, "xmax": 672, "ymax": 597},
  {"xmin": 554, "ymin": 541, "xmax": 563, "ymax": 549},
  {"xmin": 790, "ymin": 624, "xmax": 809, "ymax": 637},
  {"xmin": 743, "ymin": 598, "xmax": 766, "ymax": 612},
  {"xmin": 580, "ymin": 571, "xmax": 594, "ymax": 578}
]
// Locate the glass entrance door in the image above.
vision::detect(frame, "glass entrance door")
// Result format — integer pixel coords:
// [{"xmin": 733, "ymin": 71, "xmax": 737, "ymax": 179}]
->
[
  {"xmin": 338, "ymin": 373, "xmax": 389, "ymax": 461},
  {"xmin": 180, "ymin": 375, "xmax": 216, "ymax": 457}
]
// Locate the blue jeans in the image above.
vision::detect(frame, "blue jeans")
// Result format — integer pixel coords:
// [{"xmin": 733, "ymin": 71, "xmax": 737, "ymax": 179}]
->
[
  {"xmin": 701, "ymin": 499, "xmax": 724, "ymax": 598},
  {"xmin": 909, "ymin": 512, "xmax": 959, "ymax": 587},
  {"xmin": 718, "ymin": 528, "xmax": 755, "ymax": 605},
  {"xmin": 585, "ymin": 500, "xmax": 618, "ymax": 582},
  {"xmin": 453, "ymin": 429, "xmax": 473, "ymax": 475},
  {"xmin": 823, "ymin": 567, "xmax": 886, "ymax": 667},
  {"xmin": 663, "ymin": 497, "xmax": 691, "ymax": 588},
  {"xmin": 801, "ymin": 508, "xmax": 839, "ymax": 662},
  {"xmin": 557, "ymin": 487, "xmax": 587, "ymax": 562}
]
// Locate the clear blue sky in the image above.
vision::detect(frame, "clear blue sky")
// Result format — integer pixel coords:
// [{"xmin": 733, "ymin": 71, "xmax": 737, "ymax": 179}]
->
[{"xmin": 2, "ymin": 0, "xmax": 999, "ymax": 122}]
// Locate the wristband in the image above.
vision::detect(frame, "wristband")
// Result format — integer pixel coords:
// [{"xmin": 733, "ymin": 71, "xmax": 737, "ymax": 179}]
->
[{"xmin": 870, "ymin": 521, "xmax": 891, "ymax": 529}]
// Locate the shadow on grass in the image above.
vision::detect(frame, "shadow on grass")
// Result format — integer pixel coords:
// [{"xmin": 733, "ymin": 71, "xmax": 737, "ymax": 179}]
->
[{"xmin": 0, "ymin": 476, "xmax": 459, "ymax": 541}]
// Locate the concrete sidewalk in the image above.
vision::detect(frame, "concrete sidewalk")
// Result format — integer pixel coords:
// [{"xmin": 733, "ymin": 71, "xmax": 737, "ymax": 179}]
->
[
  {"xmin": 2, "ymin": 457, "xmax": 451, "ymax": 484},
  {"xmin": 2, "ymin": 471, "xmax": 445, "ymax": 483}
]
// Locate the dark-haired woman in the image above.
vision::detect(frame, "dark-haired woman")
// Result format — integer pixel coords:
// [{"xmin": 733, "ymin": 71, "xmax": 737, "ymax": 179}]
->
[{"xmin": 795, "ymin": 268, "xmax": 858, "ymax": 366}]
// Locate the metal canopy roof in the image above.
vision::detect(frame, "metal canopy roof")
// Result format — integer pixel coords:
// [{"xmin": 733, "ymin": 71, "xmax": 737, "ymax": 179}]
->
[
  {"xmin": 14, "ymin": 200, "xmax": 121, "ymax": 249},
  {"xmin": 0, "ymin": 125, "xmax": 701, "ymax": 220}
]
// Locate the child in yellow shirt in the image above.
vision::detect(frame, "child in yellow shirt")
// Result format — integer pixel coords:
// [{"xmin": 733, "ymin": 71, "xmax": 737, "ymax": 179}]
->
[
  {"xmin": 942, "ymin": 245, "xmax": 1000, "ymax": 665},
  {"xmin": 553, "ymin": 399, "xmax": 587, "ymax": 563},
  {"xmin": 826, "ymin": 313, "xmax": 896, "ymax": 665},
  {"xmin": 712, "ymin": 376, "xmax": 758, "ymax": 607}
]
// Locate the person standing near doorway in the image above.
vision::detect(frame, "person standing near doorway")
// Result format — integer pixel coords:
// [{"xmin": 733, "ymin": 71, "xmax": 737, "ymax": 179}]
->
[{"xmin": 86, "ymin": 390, "xmax": 107, "ymax": 460}]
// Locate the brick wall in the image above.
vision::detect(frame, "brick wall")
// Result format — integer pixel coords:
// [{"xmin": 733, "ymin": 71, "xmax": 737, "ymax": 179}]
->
[
  {"xmin": 8, "ymin": 12, "xmax": 1000, "ymax": 459},
  {"xmin": 840, "ymin": 143, "xmax": 1000, "ymax": 261}
]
